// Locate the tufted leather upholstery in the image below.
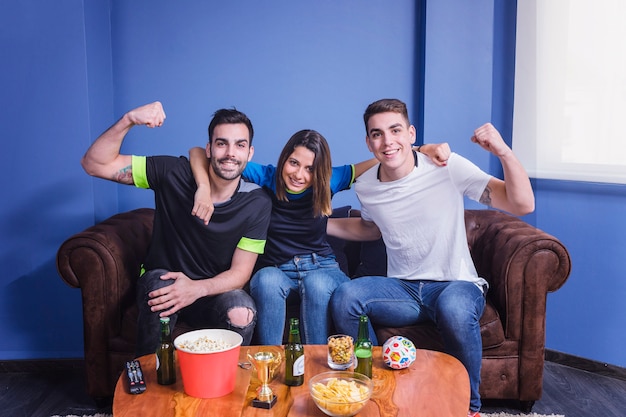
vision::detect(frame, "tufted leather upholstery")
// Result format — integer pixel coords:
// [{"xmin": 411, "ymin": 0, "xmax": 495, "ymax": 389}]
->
[
  {"xmin": 346, "ymin": 209, "xmax": 571, "ymax": 410},
  {"xmin": 57, "ymin": 208, "xmax": 571, "ymax": 409}
]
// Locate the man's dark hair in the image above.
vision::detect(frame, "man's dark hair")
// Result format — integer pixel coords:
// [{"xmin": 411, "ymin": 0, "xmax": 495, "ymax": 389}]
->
[
  {"xmin": 363, "ymin": 98, "xmax": 410, "ymax": 134},
  {"xmin": 208, "ymin": 108, "xmax": 254, "ymax": 144}
]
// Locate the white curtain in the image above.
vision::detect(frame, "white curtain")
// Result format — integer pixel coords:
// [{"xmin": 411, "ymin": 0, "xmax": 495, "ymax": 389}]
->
[{"xmin": 513, "ymin": 0, "xmax": 626, "ymax": 184}]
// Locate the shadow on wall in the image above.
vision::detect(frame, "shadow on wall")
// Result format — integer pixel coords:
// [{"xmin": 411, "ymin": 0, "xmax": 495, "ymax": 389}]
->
[
  {"xmin": 2, "ymin": 259, "xmax": 84, "ymax": 359},
  {"xmin": 0, "ymin": 180, "xmax": 93, "ymax": 360}
]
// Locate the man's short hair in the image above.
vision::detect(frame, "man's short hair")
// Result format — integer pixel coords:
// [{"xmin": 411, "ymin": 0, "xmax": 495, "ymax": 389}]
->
[
  {"xmin": 363, "ymin": 98, "xmax": 410, "ymax": 134},
  {"xmin": 208, "ymin": 108, "xmax": 254, "ymax": 145}
]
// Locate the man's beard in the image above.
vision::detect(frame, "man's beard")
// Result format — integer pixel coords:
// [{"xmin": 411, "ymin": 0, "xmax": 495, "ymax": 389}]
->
[{"xmin": 211, "ymin": 157, "xmax": 246, "ymax": 181}]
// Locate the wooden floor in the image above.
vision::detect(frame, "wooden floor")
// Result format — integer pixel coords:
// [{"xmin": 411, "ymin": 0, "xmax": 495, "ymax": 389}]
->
[{"xmin": 1, "ymin": 353, "xmax": 625, "ymax": 417}]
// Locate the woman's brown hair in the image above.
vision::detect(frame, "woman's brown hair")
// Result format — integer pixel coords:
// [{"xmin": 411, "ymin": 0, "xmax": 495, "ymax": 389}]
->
[{"xmin": 275, "ymin": 129, "xmax": 333, "ymax": 217}]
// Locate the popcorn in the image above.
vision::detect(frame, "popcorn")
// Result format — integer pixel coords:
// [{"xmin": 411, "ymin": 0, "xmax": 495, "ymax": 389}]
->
[{"xmin": 177, "ymin": 336, "xmax": 233, "ymax": 353}]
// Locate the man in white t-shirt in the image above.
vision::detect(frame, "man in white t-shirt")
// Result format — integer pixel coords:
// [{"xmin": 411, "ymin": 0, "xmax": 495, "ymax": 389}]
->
[{"xmin": 328, "ymin": 98, "xmax": 534, "ymax": 417}]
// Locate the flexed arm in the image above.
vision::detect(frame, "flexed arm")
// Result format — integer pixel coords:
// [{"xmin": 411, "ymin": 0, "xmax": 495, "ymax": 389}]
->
[
  {"xmin": 471, "ymin": 123, "xmax": 535, "ymax": 216},
  {"xmin": 81, "ymin": 101, "xmax": 166, "ymax": 184}
]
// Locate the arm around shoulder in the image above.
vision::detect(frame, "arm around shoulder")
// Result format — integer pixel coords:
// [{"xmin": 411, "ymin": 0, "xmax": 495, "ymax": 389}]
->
[
  {"xmin": 353, "ymin": 158, "xmax": 378, "ymax": 179},
  {"xmin": 417, "ymin": 143, "xmax": 451, "ymax": 166},
  {"xmin": 327, "ymin": 217, "xmax": 381, "ymax": 241},
  {"xmin": 189, "ymin": 146, "xmax": 213, "ymax": 224}
]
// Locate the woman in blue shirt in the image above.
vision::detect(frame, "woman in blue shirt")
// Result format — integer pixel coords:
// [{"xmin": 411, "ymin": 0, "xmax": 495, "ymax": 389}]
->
[{"xmin": 189, "ymin": 130, "xmax": 448, "ymax": 344}]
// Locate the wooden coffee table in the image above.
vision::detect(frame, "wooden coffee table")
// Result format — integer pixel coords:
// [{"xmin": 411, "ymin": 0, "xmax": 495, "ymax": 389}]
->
[{"xmin": 113, "ymin": 345, "xmax": 469, "ymax": 416}]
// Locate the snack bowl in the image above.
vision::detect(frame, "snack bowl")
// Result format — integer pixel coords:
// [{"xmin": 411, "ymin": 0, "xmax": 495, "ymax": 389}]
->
[
  {"xmin": 173, "ymin": 329, "xmax": 243, "ymax": 398},
  {"xmin": 309, "ymin": 371, "xmax": 372, "ymax": 417}
]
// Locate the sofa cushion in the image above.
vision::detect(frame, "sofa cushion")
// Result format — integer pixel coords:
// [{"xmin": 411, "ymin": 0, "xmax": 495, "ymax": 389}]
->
[
  {"xmin": 352, "ymin": 238, "xmax": 387, "ymax": 277},
  {"xmin": 327, "ymin": 206, "xmax": 352, "ymax": 274},
  {"xmin": 479, "ymin": 298, "xmax": 506, "ymax": 349}
]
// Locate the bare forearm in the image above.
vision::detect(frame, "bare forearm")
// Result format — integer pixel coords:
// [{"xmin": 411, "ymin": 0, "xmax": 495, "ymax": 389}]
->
[
  {"xmin": 196, "ymin": 269, "xmax": 250, "ymax": 297},
  {"xmin": 499, "ymin": 151, "xmax": 535, "ymax": 215},
  {"xmin": 353, "ymin": 158, "xmax": 378, "ymax": 178},
  {"xmin": 472, "ymin": 122, "xmax": 534, "ymax": 215},
  {"xmin": 189, "ymin": 146, "xmax": 214, "ymax": 224},
  {"xmin": 189, "ymin": 147, "xmax": 211, "ymax": 187},
  {"xmin": 416, "ymin": 143, "xmax": 450, "ymax": 166},
  {"xmin": 483, "ymin": 151, "xmax": 535, "ymax": 216},
  {"xmin": 327, "ymin": 218, "xmax": 381, "ymax": 241},
  {"xmin": 196, "ymin": 248, "xmax": 257, "ymax": 297}
]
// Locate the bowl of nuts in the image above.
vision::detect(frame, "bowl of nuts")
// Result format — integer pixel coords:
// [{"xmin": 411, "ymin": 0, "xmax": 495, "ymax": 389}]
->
[{"xmin": 327, "ymin": 334, "xmax": 355, "ymax": 370}]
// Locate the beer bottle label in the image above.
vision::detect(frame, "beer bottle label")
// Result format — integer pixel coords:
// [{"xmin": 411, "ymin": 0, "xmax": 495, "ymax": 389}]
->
[{"xmin": 293, "ymin": 355, "xmax": 305, "ymax": 376}]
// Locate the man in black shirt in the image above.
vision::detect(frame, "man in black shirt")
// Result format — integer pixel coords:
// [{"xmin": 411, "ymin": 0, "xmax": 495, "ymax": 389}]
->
[{"xmin": 81, "ymin": 101, "xmax": 271, "ymax": 356}]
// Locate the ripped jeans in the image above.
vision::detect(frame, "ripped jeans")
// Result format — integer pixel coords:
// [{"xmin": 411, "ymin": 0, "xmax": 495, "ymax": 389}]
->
[{"xmin": 135, "ymin": 268, "xmax": 256, "ymax": 357}]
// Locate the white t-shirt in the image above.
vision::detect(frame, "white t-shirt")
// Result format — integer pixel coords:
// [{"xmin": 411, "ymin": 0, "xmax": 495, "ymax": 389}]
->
[{"xmin": 354, "ymin": 152, "xmax": 491, "ymax": 287}]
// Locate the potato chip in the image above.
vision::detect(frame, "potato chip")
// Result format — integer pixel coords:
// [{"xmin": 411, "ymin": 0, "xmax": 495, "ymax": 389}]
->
[{"xmin": 311, "ymin": 377, "xmax": 370, "ymax": 416}]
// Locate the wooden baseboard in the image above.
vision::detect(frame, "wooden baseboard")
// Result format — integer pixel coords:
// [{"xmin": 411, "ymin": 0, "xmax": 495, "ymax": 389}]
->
[{"xmin": 545, "ymin": 349, "xmax": 626, "ymax": 381}]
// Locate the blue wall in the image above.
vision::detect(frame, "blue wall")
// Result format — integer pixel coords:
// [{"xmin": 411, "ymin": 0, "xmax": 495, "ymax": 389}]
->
[
  {"xmin": 1, "ymin": 0, "xmax": 624, "ymax": 368},
  {"xmin": 1, "ymin": 0, "xmax": 93, "ymax": 358}
]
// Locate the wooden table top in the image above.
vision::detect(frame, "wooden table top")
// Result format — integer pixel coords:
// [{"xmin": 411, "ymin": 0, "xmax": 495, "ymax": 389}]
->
[{"xmin": 113, "ymin": 344, "xmax": 469, "ymax": 417}]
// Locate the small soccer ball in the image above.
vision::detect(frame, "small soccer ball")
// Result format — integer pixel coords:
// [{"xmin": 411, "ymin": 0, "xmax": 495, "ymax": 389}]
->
[{"xmin": 382, "ymin": 336, "xmax": 416, "ymax": 369}]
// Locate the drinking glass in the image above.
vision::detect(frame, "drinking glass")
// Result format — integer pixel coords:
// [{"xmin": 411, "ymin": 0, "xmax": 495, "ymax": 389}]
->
[{"xmin": 327, "ymin": 334, "xmax": 355, "ymax": 370}]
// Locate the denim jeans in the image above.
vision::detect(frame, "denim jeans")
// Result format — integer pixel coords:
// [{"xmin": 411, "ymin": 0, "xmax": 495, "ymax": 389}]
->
[
  {"xmin": 330, "ymin": 277, "xmax": 486, "ymax": 412},
  {"xmin": 135, "ymin": 269, "xmax": 257, "ymax": 357},
  {"xmin": 250, "ymin": 254, "xmax": 350, "ymax": 345}
]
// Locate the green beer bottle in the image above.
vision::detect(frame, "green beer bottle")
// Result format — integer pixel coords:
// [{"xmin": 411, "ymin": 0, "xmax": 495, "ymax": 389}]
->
[
  {"xmin": 156, "ymin": 317, "xmax": 176, "ymax": 385},
  {"xmin": 284, "ymin": 318, "xmax": 305, "ymax": 386},
  {"xmin": 354, "ymin": 315, "xmax": 373, "ymax": 378}
]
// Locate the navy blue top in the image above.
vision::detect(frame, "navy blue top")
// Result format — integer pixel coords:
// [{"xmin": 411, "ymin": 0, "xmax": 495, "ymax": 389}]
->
[{"xmin": 242, "ymin": 161, "xmax": 354, "ymax": 267}]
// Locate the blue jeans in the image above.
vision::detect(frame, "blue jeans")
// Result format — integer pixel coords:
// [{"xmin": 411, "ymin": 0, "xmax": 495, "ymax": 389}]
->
[
  {"xmin": 330, "ymin": 277, "xmax": 486, "ymax": 412},
  {"xmin": 136, "ymin": 269, "xmax": 257, "ymax": 357},
  {"xmin": 250, "ymin": 254, "xmax": 350, "ymax": 345}
]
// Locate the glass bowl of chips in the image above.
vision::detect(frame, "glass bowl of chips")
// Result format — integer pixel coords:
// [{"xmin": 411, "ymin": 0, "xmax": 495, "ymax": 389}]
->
[{"xmin": 309, "ymin": 371, "xmax": 372, "ymax": 417}]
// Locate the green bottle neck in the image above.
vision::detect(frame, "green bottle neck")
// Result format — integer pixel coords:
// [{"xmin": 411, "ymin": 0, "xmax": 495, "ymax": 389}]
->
[
  {"xmin": 356, "ymin": 317, "xmax": 370, "ymax": 344},
  {"xmin": 160, "ymin": 321, "xmax": 172, "ymax": 342},
  {"xmin": 288, "ymin": 329, "xmax": 301, "ymax": 344},
  {"xmin": 288, "ymin": 320, "xmax": 301, "ymax": 344}
]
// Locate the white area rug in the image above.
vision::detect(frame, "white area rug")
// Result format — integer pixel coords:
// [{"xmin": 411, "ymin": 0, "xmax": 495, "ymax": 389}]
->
[{"xmin": 483, "ymin": 413, "xmax": 565, "ymax": 417}]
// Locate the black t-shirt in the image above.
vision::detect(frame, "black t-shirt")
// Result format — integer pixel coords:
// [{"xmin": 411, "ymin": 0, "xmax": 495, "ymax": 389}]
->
[
  {"xmin": 133, "ymin": 155, "xmax": 271, "ymax": 279},
  {"xmin": 257, "ymin": 190, "xmax": 333, "ymax": 268}
]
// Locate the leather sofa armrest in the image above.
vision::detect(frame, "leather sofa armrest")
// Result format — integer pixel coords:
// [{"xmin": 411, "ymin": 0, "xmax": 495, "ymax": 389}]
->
[
  {"xmin": 55, "ymin": 208, "xmax": 154, "ymax": 357},
  {"xmin": 56, "ymin": 208, "xmax": 154, "ymax": 294},
  {"xmin": 465, "ymin": 209, "xmax": 571, "ymax": 342}
]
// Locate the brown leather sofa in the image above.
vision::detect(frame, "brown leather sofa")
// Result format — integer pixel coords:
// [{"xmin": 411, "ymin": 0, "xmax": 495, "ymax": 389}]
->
[{"xmin": 56, "ymin": 207, "xmax": 570, "ymax": 411}]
